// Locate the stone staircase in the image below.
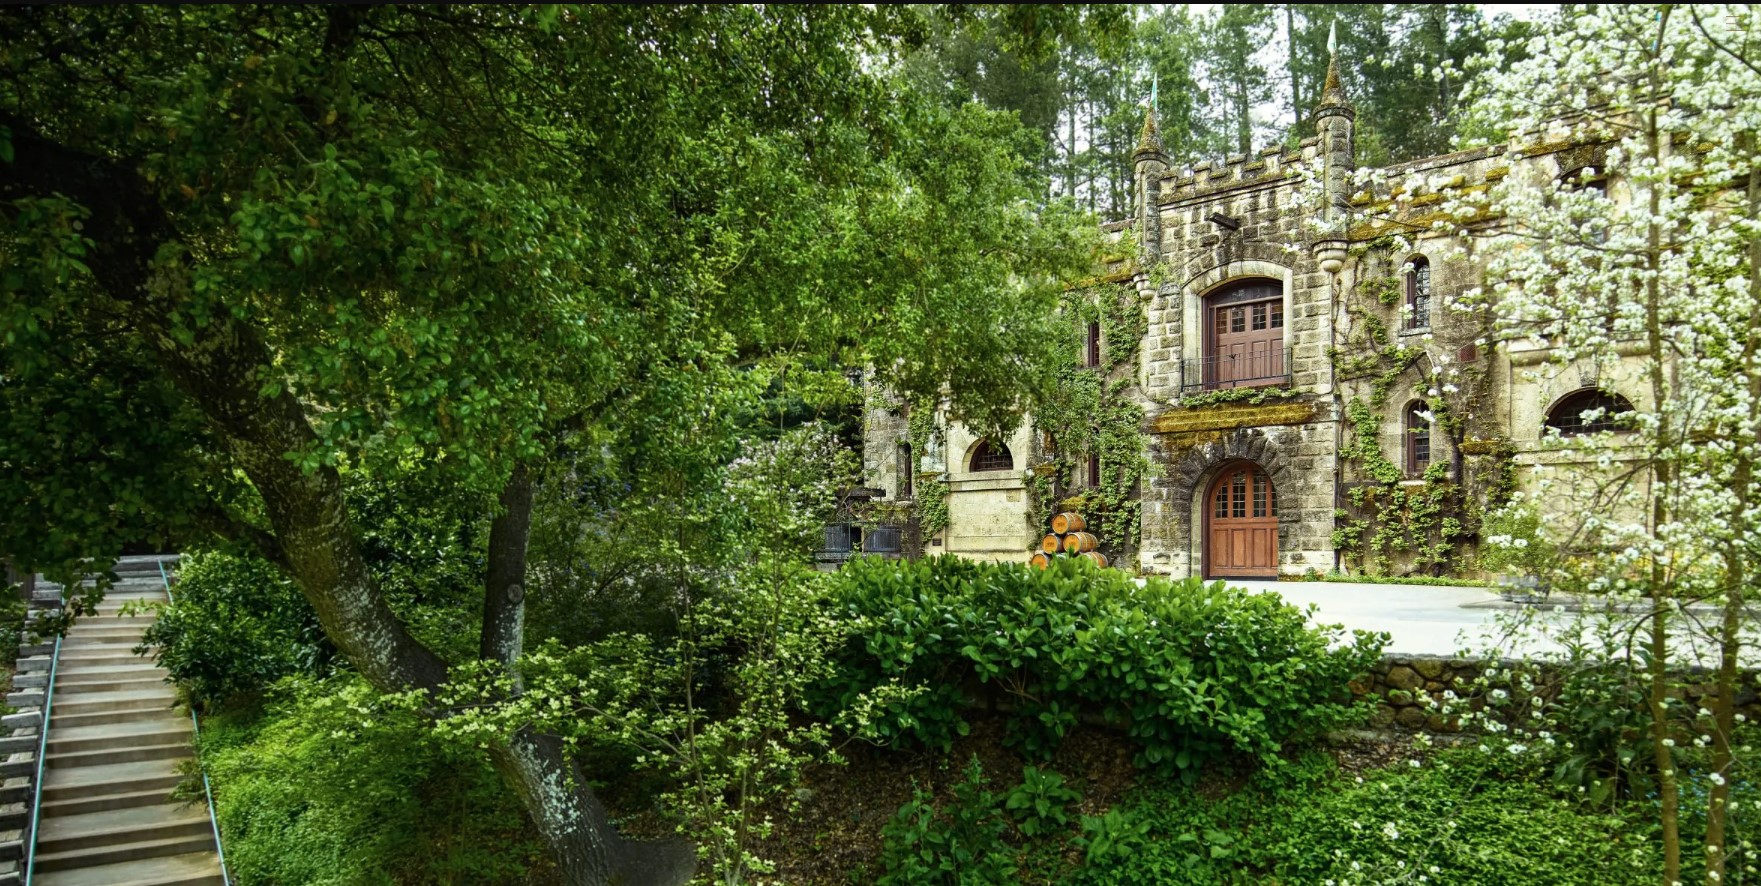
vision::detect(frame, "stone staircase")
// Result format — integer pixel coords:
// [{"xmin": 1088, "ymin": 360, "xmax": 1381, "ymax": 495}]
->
[{"xmin": 23, "ymin": 558, "xmax": 223, "ymax": 886}]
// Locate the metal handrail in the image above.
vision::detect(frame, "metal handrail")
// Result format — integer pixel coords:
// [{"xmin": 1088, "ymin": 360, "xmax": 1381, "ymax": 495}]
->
[
  {"xmin": 1179, "ymin": 346, "xmax": 1293, "ymax": 395},
  {"xmin": 22, "ymin": 621, "xmax": 61, "ymax": 886},
  {"xmin": 157, "ymin": 559, "xmax": 231, "ymax": 886}
]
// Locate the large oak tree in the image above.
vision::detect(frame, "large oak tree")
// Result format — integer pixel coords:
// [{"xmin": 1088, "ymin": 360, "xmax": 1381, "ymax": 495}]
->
[{"xmin": 0, "ymin": 6, "xmax": 1089, "ymax": 882}]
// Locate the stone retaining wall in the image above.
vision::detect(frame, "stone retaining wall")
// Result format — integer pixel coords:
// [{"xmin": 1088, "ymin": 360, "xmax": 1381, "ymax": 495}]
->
[{"xmin": 1352, "ymin": 654, "xmax": 1761, "ymax": 735}]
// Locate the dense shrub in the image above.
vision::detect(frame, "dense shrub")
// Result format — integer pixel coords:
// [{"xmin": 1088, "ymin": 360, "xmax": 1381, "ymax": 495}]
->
[
  {"xmin": 139, "ymin": 551, "xmax": 332, "ymax": 708},
  {"xmin": 202, "ymin": 675, "xmax": 549, "ymax": 886},
  {"xmin": 815, "ymin": 556, "xmax": 1386, "ymax": 772}
]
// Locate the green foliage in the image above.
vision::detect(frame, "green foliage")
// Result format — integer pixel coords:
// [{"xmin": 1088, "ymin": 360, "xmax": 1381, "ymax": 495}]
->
[
  {"xmin": 140, "ymin": 552, "xmax": 332, "ymax": 708},
  {"xmin": 1070, "ymin": 749, "xmax": 1660, "ymax": 886},
  {"xmin": 1003, "ymin": 766, "xmax": 1081, "ymax": 837},
  {"xmin": 878, "ymin": 758, "xmax": 1018, "ymax": 886},
  {"xmin": 1305, "ymin": 571, "xmax": 1492, "ymax": 588},
  {"xmin": 435, "ymin": 553, "xmax": 853, "ymax": 883},
  {"xmin": 1027, "ymin": 284, "xmax": 1152, "ymax": 556},
  {"xmin": 1476, "ymin": 502, "xmax": 1561, "ymax": 577},
  {"xmin": 1173, "ymin": 386, "xmax": 1303, "ymax": 409},
  {"xmin": 201, "ymin": 676, "xmax": 547, "ymax": 885},
  {"xmin": 815, "ymin": 556, "xmax": 1386, "ymax": 771},
  {"xmin": 1333, "ymin": 398, "xmax": 1495, "ymax": 577},
  {"xmin": 907, "ymin": 403, "xmax": 952, "ymax": 541}
]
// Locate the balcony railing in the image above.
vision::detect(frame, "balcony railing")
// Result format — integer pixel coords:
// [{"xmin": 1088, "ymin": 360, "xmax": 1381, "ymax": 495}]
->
[{"xmin": 1179, "ymin": 347, "xmax": 1291, "ymax": 395}]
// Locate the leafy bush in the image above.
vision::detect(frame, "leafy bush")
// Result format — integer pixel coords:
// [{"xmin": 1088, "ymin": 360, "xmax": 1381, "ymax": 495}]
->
[
  {"xmin": 139, "ymin": 552, "xmax": 332, "ymax": 708},
  {"xmin": 816, "ymin": 556, "xmax": 1386, "ymax": 772},
  {"xmin": 878, "ymin": 758, "xmax": 1017, "ymax": 886},
  {"xmin": 1004, "ymin": 766, "xmax": 1080, "ymax": 837},
  {"xmin": 202, "ymin": 675, "xmax": 548, "ymax": 886}
]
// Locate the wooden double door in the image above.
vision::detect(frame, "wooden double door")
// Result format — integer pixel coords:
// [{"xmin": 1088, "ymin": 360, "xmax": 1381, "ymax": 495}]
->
[
  {"xmin": 1207, "ymin": 283, "xmax": 1284, "ymax": 389},
  {"xmin": 1205, "ymin": 463, "xmax": 1278, "ymax": 577}
]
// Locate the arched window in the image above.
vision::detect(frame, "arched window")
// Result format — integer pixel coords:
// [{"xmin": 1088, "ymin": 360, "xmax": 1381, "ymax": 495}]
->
[
  {"xmin": 968, "ymin": 439, "xmax": 1015, "ymax": 473},
  {"xmin": 897, "ymin": 443, "xmax": 913, "ymax": 498},
  {"xmin": 1405, "ymin": 256, "xmax": 1432, "ymax": 331},
  {"xmin": 1405, "ymin": 401, "xmax": 1432, "ymax": 475},
  {"xmin": 1545, "ymin": 389, "xmax": 1635, "ymax": 436}
]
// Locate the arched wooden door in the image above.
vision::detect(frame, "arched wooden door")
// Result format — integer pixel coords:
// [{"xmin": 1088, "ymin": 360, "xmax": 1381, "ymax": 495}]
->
[{"xmin": 1205, "ymin": 463, "xmax": 1278, "ymax": 577}]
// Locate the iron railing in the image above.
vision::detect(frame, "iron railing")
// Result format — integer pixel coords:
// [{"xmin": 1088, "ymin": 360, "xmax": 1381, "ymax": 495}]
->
[
  {"xmin": 22, "ymin": 629, "xmax": 60, "ymax": 886},
  {"xmin": 1179, "ymin": 347, "xmax": 1292, "ymax": 395}
]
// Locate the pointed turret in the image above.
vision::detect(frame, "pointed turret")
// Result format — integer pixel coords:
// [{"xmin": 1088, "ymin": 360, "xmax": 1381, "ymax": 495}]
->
[
  {"xmin": 1132, "ymin": 103, "xmax": 1168, "ymax": 260},
  {"xmin": 1312, "ymin": 21, "xmax": 1356, "ymax": 227},
  {"xmin": 1134, "ymin": 105, "xmax": 1166, "ymax": 161}
]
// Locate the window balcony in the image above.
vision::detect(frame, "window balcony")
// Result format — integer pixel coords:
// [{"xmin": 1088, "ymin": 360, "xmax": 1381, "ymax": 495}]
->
[{"xmin": 1179, "ymin": 347, "xmax": 1291, "ymax": 395}]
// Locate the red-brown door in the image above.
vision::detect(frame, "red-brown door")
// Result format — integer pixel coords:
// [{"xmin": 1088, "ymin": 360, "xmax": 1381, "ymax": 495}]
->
[
  {"xmin": 1206, "ymin": 464, "xmax": 1278, "ymax": 577},
  {"xmin": 1208, "ymin": 297, "xmax": 1284, "ymax": 388}
]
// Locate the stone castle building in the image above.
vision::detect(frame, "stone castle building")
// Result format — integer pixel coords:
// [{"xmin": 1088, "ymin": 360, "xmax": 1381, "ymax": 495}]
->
[{"xmin": 860, "ymin": 52, "xmax": 1645, "ymax": 579}]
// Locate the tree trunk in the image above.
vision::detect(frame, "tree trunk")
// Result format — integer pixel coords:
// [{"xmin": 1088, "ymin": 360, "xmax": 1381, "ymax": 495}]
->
[
  {"xmin": 1638, "ymin": 56, "xmax": 1682, "ymax": 878},
  {"xmin": 1704, "ymin": 133, "xmax": 1761, "ymax": 886},
  {"xmin": 481, "ymin": 465, "xmax": 699, "ymax": 883},
  {"xmin": 1286, "ymin": 4, "xmax": 1301, "ymax": 129}
]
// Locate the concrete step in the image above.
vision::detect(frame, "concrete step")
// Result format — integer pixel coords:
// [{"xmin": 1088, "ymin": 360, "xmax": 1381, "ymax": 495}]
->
[
  {"xmin": 49, "ymin": 688, "xmax": 177, "ymax": 717},
  {"xmin": 49, "ymin": 721, "xmax": 189, "ymax": 756},
  {"xmin": 34, "ymin": 850, "xmax": 222, "ymax": 886},
  {"xmin": 56, "ymin": 664, "xmax": 164, "ymax": 680},
  {"xmin": 37, "ymin": 805, "xmax": 211, "ymax": 856},
  {"xmin": 55, "ymin": 653, "xmax": 154, "ymax": 669},
  {"xmin": 63, "ymin": 629, "xmax": 149, "ymax": 643},
  {"xmin": 32, "ymin": 832, "xmax": 217, "ymax": 873},
  {"xmin": 48, "ymin": 741, "xmax": 191, "ymax": 770},
  {"xmin": 53, "ymin": 707, "xmax": 182, "ymax": 730},
  {"xmin": 56, "ymin": 675, "xmax": 167, "ymax": 695},
  {"xmin": 42, "ymin": 759, "xmax": 182, "ymax": 803},
  {"xmin": 43, "ymin": 785, "xmax": 177, "ymax": 817}
]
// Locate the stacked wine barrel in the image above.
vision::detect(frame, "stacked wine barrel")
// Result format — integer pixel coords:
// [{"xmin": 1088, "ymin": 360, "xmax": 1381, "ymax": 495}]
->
[{"xmin": 1029, "ymin": 512, "xmax": 1108, "ymax": 569}]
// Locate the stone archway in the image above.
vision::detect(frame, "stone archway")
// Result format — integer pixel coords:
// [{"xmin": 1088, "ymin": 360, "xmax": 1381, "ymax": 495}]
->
[
  {"xmin": 1160, "ymin": 427, "xmax": 1297, "ymax": 577},
  {"xmin": 1204, "ymin": 461, "xmax": 1279, "ymax": 577}
]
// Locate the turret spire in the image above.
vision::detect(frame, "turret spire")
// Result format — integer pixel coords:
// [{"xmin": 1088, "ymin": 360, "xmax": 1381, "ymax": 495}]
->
[{"xmin": 1319, "ymin": 21, "xmax": 1348, "ymax": 108}]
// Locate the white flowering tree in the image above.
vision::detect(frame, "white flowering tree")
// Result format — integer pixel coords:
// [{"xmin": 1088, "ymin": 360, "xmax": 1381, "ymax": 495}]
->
[{"xmin": 1416, "ymin": 6, "xmax": 1761, "ymax": 883}]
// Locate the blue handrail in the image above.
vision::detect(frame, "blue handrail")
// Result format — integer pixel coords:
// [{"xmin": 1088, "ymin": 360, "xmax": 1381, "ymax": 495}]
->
[
  {"xmin": 157, "ymin": 558, "xmax": 231, "ymax": 886},
  {"xmin": 21, "ymin": 617, "xmax": 61, "ymax": 886}
]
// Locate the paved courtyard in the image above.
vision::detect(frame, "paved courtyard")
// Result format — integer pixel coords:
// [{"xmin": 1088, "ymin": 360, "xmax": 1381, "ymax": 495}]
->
[{"xmin": 1220, "ymin": 579, "xmax": 1759, "ymax": 666}]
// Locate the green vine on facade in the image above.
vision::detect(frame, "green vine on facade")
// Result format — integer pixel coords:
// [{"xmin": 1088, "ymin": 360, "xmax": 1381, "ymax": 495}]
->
[
  {"xmin": 906, "ymin": 401, "xmax": 951, "ymax": 539},
  {"xmin": 1026, "ymin": 283, "xmax": 1154, "ymax": 561},
  {"xmin": 1329, "ymin": 250, "xmax": 1510, "ymax": 577},
  {"xmin": 1174, "ymin": 386, "xmax": 1303, "ymax": 409}
]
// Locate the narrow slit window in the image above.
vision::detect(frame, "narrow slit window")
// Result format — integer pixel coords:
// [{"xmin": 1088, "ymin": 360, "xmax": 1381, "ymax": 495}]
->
[
  {"xmin": 1086, "ymin": 321, "xmax": 1101, "ymax": 367},
  {"xmin": 1406, "ymin": 257, "xmax": 1432, "ymax": 330},
  {"xmin": 1406, "ymin": 402, "xmax": 1432, "ymax": 475}
]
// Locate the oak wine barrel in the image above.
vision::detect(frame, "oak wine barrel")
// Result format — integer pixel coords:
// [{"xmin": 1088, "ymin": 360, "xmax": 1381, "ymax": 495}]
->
[
  {"xmin": 1040, "ymin": 534, "xmax": 1063, "ymax": 554},
  {"xmin": 1050, "ymin": 512, "xmax": 1087, "ymax": 535},
  {"xmin": 1029, "ymin": 552, "xmax": 1052, "ymax": 569},
  {"xmin": 1063, "ymin": 531, "xmax": 1099, "ymax": 554},
  {"xmin": 1080, "ymin": 551, "xmax": 1108, "ymax": 568}
]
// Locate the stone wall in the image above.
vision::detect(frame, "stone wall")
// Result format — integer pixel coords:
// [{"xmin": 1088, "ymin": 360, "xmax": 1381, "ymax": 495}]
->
[{"xmin": 1351, "ymin": 654, "xmax": 1761, "ymax": 736}]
